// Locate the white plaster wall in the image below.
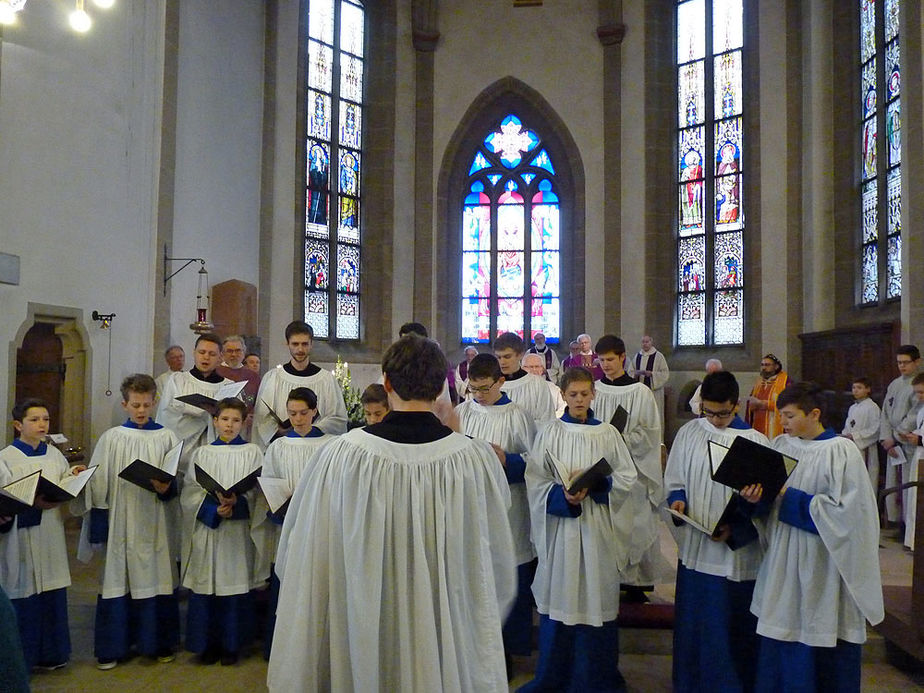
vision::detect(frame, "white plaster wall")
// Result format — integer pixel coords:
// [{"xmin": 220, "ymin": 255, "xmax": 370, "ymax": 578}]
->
[
  {"xmin": 433, "ymin": 0, "xmax": 605, "ymax": 338},
  {"xmin": 0, "ymin": 0, "xmax": 166, "ymax": 441},
  {"xmin": 169, "ymin": 0, "xmax": 265, "ymax": 349}
]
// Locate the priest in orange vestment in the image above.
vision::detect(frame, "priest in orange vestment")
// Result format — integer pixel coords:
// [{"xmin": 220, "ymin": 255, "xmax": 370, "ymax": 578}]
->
[{"xmin": 745, "ymin": 354, "xmax": 788, "ymax": 438}]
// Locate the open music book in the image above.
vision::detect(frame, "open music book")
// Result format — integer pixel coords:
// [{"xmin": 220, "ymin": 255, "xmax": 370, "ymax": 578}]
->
[{"xmin": 118, "ymin": 441, "xmax": 184, "ymax": 493}]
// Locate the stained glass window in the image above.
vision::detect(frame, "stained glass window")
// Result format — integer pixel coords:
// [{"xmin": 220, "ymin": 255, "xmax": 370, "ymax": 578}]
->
[
  {"xmin": 304, "ymin": 0, "xmax": 364, "ymax": 339},
  {"xmin": 676, "ymin": 0, "xmax": 745, "ymax": 346},
  {"xmin": 461, "ymin": 115, "xmax": 561, "ymax": 343},
  {"xmin": 860, "ymin": 0, "xmax": 902, "ymax": 304}
]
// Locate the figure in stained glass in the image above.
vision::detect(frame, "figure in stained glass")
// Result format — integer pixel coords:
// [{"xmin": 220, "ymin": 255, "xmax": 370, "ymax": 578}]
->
[
  {"xmin": 338, "ymin": 256, "xmax": 358, "ymax": 292},
  {"xmin": 716, "ymin": 176, "xmax": 739, "ymax": 225},
  {"xmin": 307, "ymin": 251, "xmax": 328, "ymax": 290},
  {"xmin": 680, "ymin": 150, "xmax": 704, "ymax": 228},
  {"xmin": 681, "ymin": 260, "xmax": 702, "ymax": 292},
  {"xmin": 308, "ymin": 144, "xmax": 329, "ymax": 225}
]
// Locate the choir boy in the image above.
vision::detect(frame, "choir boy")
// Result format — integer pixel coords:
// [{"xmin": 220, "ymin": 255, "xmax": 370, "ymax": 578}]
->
[
  {"xmin": 493, "ymin": 331, "xmax": 556, "ymax": 426},
  {"xmin": 360, "ymin": 383, "xmax": 389, "ymax": 425},
  {"xmin": 840, "ymin": 376, "xmax": 881, "ymax": 494}
]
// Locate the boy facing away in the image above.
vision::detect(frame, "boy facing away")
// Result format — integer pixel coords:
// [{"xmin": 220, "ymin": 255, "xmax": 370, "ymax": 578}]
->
[
  {"xmin": 746, "ymin": 382, "xmax": 883, "ymax": 692},
  {"xmin": 74, "ymin": 374, "xmax": 181, "ymax": 670},
  {"xmin": 520, "ymin": 367, "xmax": 637, "ymax": 692},
  {"xmin": 181, "ymin": 398, "xmax": 263, "ymax": 666},
  {"xmin": 664, "ymin": 371, "xmax": 768, "ymax": 692}
]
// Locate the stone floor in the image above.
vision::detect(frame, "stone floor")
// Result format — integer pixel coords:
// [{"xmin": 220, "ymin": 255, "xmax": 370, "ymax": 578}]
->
[{"xmin": 27, "ymin": 517, "xmax": 924, "ymax": 692}]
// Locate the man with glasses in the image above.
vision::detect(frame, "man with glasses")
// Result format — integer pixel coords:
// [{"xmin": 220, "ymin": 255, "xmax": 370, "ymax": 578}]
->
[
  {"xmin": 745, "ymin": 353, "xmax": 788, "ymax": 438},
  {"xmin": 879, "ymin": 344, "xmax": 923, "ymax": 527}
]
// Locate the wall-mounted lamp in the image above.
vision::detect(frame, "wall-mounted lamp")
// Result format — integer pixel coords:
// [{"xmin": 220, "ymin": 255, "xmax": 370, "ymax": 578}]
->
[
  {"xmin": 91, "ymin": 310, "xmax": 115, "ymax": 329},
  {"xmin": 163, "ymin": 244, "xmax": 215, "ymax": 335}
]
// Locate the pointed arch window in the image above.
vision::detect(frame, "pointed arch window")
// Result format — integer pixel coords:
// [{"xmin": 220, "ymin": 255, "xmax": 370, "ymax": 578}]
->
[
  {"xmin": 675, "ymin": 0, "xmax": 745, "ymax": 346},
  {"xmin": 461, "ymin": 115, "xmax": 562, "ymax": 343},
  {"xmin": 859, "ymin": 0, "xmax": 901, "ymax": 304},
  {"xmin": 303, "ymin": 0, "xmax": 364, "ymax": 339}
]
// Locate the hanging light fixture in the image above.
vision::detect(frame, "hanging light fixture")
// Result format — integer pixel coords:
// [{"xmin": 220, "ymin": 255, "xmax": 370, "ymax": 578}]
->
[
  {"xmin": 0, "ymin": 0, "xmax": 113, "ymax": 31},
  {"xmin": 189, "ymin": 265, "xmax": 215, "ymax": 334}
]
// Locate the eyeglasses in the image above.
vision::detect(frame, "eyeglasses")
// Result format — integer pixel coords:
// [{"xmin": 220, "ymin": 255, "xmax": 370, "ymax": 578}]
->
[
  {"xmin": 897, "ymin": 359, "xmax": 915, "ymax": 366},
  {"xmin": 466, "ymin": 383, "xmax": 497, "ymax": 395},
  {"xmin": 701, "ymin": 407, "xmax": 735, "ymax": 420}
]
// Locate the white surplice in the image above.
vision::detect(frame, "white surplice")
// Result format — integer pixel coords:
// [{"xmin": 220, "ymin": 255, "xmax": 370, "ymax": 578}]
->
[
  {"xmin": 251, "ymin": 432, "xmax": 332, "ymax": 583},
  {"xmin": 253, "ymin": 365, "xmax": 348, "ymax": 447},
  {"xmin": 842, "ymin": 397, "xmax": 882, "ymax": 493},
  {"xmin": 526, "ymin": 418, "xmax": 637, "ymax": 626},
  {"xmin": 594, "ymin": 380, "xmax": 665, "ymax": 583},
  {"xmin": 750, "ymin": 434, "xmax": 884, "ymax": 646},
  {"xmin": 501, "ymin": 372, "xmax": 556, "ymax": 427},
  {"xmin": 663, "ymin": 417, "xmax": 769, "ymax": 580},
  {"xmin": 180, "ymin": 443, "xmax": 263, "ymax": 596},
  {"xmin": 268, "ymin": 429, "xmax": 516, "ymax": 693},
  {"xmin": 155, "ymin": 370, "xmax": 231, "ymax": 460},
  {"xmin": 73, "ymin": 424, "xmax": 180, "ymax": 599},
  {"xmin": 0, "ymin": 444, "xmax": 72, "ymax": 599},
  {"xmin": 457, "ymin": 397, "xmax": 537, "ymax": 564}
]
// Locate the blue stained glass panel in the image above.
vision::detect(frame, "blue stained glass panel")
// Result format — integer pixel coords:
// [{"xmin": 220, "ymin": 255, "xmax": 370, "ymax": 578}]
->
[
  {"xmin": 340, "ymin": 53, "xmax": 363, "ymax": 103},
  {"xmin": 886, "ymin": 41, "xmax": 900, "ymax": 99},
  {"xmin": 861, "ymin": 244, "xmax": 878, "ymax": 303},
  {"xmin": 862, "ymin": 118, "xmax": 877, "ymax": 180},
  {"xmin": 465, "ymin": 181, "xmax": 489, "ymax": 205},
  {"xmin": 530, "ymin": 251, "xmax": 559, "ymax": 298},
  {"xmin": 714, "ymin": 290, "xmax": 743, "ymax": 345},
  {"xmin": 679, "ymin": 61, "xmax": 705, "ymax": 127},
  {"xmin": 715, "ymin": 119, "xmax": 741, "ymax": 174},
  {"xmin": 462, "ymin": 252, "xmax": 491, "ymax": 298},
  {"xmin": 532, "ymin": 150, "xmax": 556, "ymax": 174},
  {"xmin": 335, "ymin": 293, "xmax": 359, "ymax": 340},
  {"xmin": 305, "ymin": 290, "xmax": 329, "ymax": 339},
  {"xmin": 308, "ymin": 90, "xmax": 332, "ymax": 140},
  {"xmin": 531, "ymin": 298, "xmax": 560, "ymax": 341},
  {"xmin": 887, "ymin": 234, "xmax": 902, "ymax": 298},
  {"xmin": 860, "ymin": 0, "xmax": 876, "ymax": 64},
  {"xmin": 337, "ymin": 243, "xmax": 360, "ymax": 293},
  {"xmin": 714, "ymin": 51, "xmax": 742, "ymax": 118},
  {"xmin": 887, "ymin": 99, "xmax": 901, "ymax": 166},
  {"xmin": 679, "ymin": 127, "xmax": 704, "ymax": 179},
  {"xmin": 309, "ymin": 0, "xmax": 334, "ymax": 44},
  {"xmin": 714, "ymin": 232, "xmax": 743, "ymax": 288},
  {"xmin": 495, "ymin": 299, "xmax": 524, "ymax": 338},
  {"xmin": 462, "ymin": 298, "xmax": 491, "ymax": 343},
  {"xmin": 888, "ymin": 168, "xmax": 901, "ymax": 236},
  {"xmin": 713, "ymin": 0, "xmax": 743, "ymax": 52},
  {"xmin": 487, "ymin": 174, "xmax": 502, "ymax": 186},
  {"xmin": 497, "ymin": 203, "xmax": 524, "ymax": 250},
  {"xmin": 470, "ymin": 152, "xmax": 490, "ymax": 175},
  {"xmin": 305, "ymin": 239, "xmax": 329, "ymax": 290},
  {"xmin": 522, "ymin": 173, "xmax": 536, "ymax": 186},
  {"xmin": 339, "ymin": 151, "xmax": 360, "ymax": 196},
  {"xmin": 308, "ymin": 40, "xmax": 333, "ymax": 92},
  {"xmin": 677, "ymin": 0, "xmax": 705, "ymax": 63},
  {"xmin": 462, "ymin": 204, "xmax": 490, "ymax": 251},
  {"xmin": 862, "ymin": 60, "xmax": 877, "ymax": 119},
  {"xmin": 306, "ymin": 142, "xmax": 329, "ymax": 229},
  {"xmin": 531, "ymin": 204, "xmax": 560, "ymax": 251},
  {"xmin": 677, "ymin": 293, "xmax": 706, "ymax": 346},
  {"xmin": 497, "ymin": 252, "xmax": 524, "ymax": 297},
  {"xmin": 340, "ymin": 1, "xmax": 365, "ymax": 57},
  {"xmin": 678, "ymin": 236, "xmax": 705, "ymax": 292},
  {"xmin": 339, "ymin": 102, "xmax": 361, "ymax": 149},
  {"xmin": 862, "ymin": 181, "xmax": 878, "ymax": 243},
  {"xmin": 339, "ymin": 197, "xmax": 359, "ymax": 242}
]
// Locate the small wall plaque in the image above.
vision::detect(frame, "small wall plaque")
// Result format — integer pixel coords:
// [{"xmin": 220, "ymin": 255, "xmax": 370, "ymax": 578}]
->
[{"xmin": 0, "ymin": 253, "xmax": 20, "ymax": 285}]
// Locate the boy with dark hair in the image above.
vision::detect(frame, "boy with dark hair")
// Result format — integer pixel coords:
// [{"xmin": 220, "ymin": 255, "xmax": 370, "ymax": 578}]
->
[
  {"xmin": 521, "ymin": 367, "xmax": 637, "ymax": 691},
  {"xmin": 360, "ymin": 384, "xmax": 389, "ymax": 425},
  {"xmin": 493, "ymin": 332, "xmax": 555, "ymax": 426},
  {"xmin": 253, "ymin": 387, "xmax": 332, "ymax": 659},
  {"xmin": 747, "ymin": 382, "xmax": 883, "ymax": 692},
  {"xmin": 879, "ymin": 344, "xmax": 922, "ymax": 526},
  {"xmin": 181, "ymin": 398, "xmax": 263, "ymax": 666},
  {"xmin": 840, "ymin": 376, "xmax": 881, "ymax": 494},
  {"xmin": 397, "ymin": 321, "xmax": 428, "ymax": 338},
  {"xmin": 75, "ymin": 374, "xmax": 181, "ymax": 670},
  {"xmin": 664, "ymin": 370, "xmax": 768, "ymax": 692},
  {"xmin": 269, "ymin": 334, "xmax": 516, "ymax": 690},
  {"xmin": 593, "ymin": 334, "xmax": 664, "ymax": 603},
  {"xmin": 254, "ymin": 321, "xmax": 347, "ymax": 447},
  {"xmin": 0, "ymin": 399, "xmax": 86, "ymax": 671},
  {"xmin": 457, "ymin": 354, "xmax": 537, "ymax": 669}
]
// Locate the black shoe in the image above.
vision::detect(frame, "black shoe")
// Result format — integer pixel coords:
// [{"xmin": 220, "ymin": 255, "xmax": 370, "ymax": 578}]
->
[
  {"xmin": 220, "ymin": 650, "xmax": 239, "ymax": 666},
  {"xmin": 622, "ymin": 587, "xmax": 651, "ymax": 604},
  {"xmin": 156, "ymin": 648, "xmax": 175, "ymax": 663},
  {"xmin": 199, "ymin": 646, "xmax": 220, "ymax": 665}
]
